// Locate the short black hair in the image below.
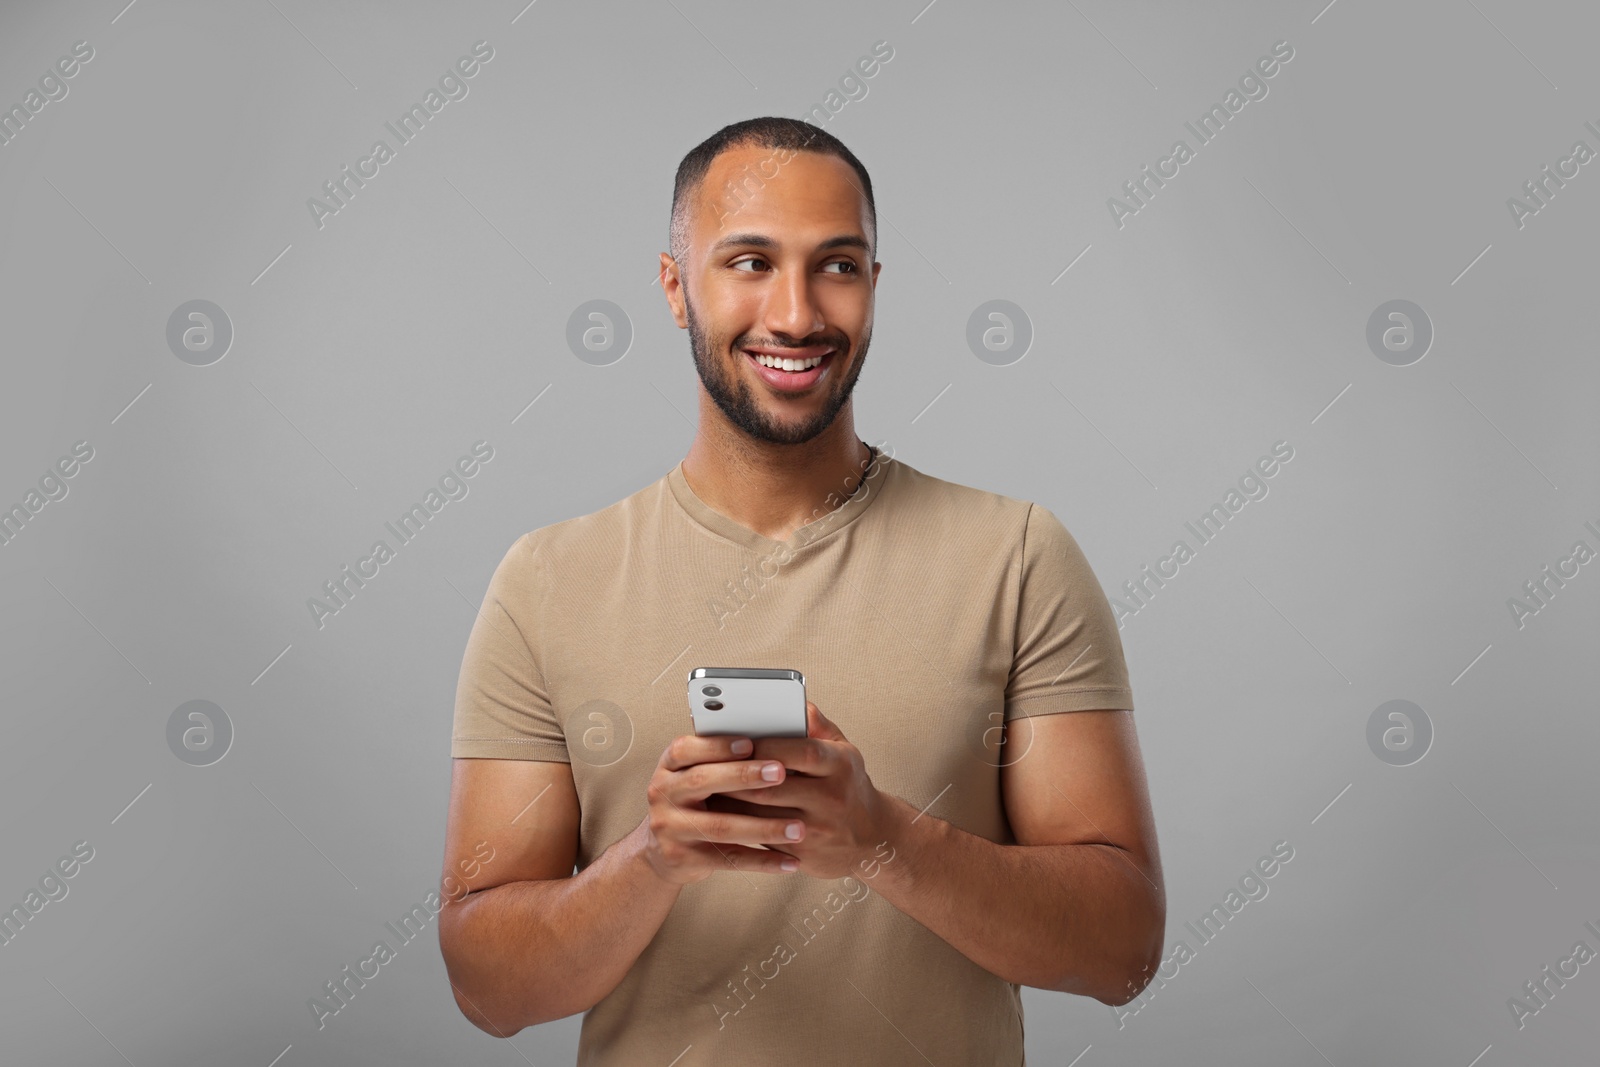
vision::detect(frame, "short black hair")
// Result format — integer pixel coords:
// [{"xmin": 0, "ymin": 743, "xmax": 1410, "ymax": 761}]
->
[{"xmin": 668, "ymin": 116, "xmax": 877, "ymax": 267}]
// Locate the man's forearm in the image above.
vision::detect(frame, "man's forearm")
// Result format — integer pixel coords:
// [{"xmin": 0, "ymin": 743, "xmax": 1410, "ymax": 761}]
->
[
  {"xmin": 870, "ymin": 793, "xmax": 1164, "ymax": 1002},
  {"xmin": 441, "ymin": 819, "xmax": 680, "ymax": 1034}
]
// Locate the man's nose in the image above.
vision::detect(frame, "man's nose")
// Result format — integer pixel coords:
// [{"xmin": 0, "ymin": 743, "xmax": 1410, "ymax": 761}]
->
[{"xmin": 764, "ymin": 270, "xmax": 825, "ymax": 341}]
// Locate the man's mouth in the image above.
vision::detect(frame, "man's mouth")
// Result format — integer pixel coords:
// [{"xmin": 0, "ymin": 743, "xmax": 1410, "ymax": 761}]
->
[{"xmin": 742, "ymin": 346, "xmax": 834, "ymax": 391}]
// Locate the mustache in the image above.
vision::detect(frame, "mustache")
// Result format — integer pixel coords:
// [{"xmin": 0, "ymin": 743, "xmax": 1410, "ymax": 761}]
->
[{"xmin": 736, "ymin": 337, "xmax": 847, "ymax": 351}]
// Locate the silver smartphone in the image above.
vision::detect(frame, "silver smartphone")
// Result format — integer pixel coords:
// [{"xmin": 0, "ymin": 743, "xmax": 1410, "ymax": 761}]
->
[{"xmin": 688, "ymin": 668, "xmax": 808, "ymax": 739}]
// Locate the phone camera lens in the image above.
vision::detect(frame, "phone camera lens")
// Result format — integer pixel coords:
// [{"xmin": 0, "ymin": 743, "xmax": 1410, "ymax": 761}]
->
[
  {"xmin": 701, "ymin": 685, "xmax": 722, "ymax": 697},
  {"xmin": 703, "ymin": 699, "xmax": 724, "ymax": 711}
]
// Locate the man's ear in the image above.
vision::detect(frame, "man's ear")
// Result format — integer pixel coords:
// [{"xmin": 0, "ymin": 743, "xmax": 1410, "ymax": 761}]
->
[{"xmin": 659, "ymin": 252, "xmax": 688, "ymax": 328}]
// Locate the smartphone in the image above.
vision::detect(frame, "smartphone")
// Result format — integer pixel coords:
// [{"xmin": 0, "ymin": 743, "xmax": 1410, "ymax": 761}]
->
[{"xmin": 688, "ymin": 668, "xmax": 808, "ymax": 739}]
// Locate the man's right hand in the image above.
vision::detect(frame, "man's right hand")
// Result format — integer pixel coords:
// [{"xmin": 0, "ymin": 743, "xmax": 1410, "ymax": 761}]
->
[{"xmin": 642, "ymin": 734, "xmax": 802, "ymax": 884}]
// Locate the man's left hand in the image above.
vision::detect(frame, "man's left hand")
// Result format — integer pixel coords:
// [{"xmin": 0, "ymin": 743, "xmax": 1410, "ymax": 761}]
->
[{"xmin": 705, "ymin": 701, "xmax": 895, "ymax": 880}]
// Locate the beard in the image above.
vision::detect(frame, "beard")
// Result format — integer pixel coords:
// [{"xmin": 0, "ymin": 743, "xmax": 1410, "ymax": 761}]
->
[{"xmin": 684, "ymin": 287, "xmax": 869, "ymax": 447}]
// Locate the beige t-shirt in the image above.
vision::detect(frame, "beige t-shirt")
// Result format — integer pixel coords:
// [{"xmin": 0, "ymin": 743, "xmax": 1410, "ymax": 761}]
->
[{"xmin": 451, "ymin": 445, "xmax": 1134, "ymax": 1065}]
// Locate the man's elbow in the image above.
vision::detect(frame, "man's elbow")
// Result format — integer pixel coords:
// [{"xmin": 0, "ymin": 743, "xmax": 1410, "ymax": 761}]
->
[
  {"xmin": 1046, "ymin": 873, "xmax": 1165, "ymax": 1004},
  {"xmin": 442, "ymin": 936, "xmax": 581, "ymax": 1034},
  {"xmin": 450, "ymin": 981, "xmax": 527, "ymax": 1038},
  {"xmin": 440, "ymin": 913, "xmax": 536, "ymax": 1036},
  {"xmin": 453, "ymin": 983, "xmax": 593, "ymax": 1034},
  {"xmin": 1091, "ymin": 907, "xmax": 1166, "ymax": 1006}
]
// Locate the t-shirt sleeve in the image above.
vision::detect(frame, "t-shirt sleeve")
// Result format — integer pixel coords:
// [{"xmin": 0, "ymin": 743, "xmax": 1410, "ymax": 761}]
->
[
  {"xmin": 1004, "ymin": 503, "xmax": 1134, "ymax": 720},
  {"xmin": 450, "ymin": 532, "xmax": 570, "ymax": 761}
]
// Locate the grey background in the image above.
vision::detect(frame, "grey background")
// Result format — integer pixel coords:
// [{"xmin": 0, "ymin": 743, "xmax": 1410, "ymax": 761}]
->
[{"xmin": 1, "ymin": 0, "xmax": 1595, "ymax": 1063}]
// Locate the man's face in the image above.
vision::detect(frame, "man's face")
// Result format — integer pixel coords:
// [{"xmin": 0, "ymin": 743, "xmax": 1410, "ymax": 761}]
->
[{"xmin": 665, "ymin": 144, "xmax": 880, "ymax": 446}]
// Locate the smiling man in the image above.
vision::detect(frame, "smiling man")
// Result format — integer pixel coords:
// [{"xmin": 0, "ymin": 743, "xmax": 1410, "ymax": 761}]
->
[{"xmin": 439, "ymin": 116, "xmax": 1165, "ymax": 1064}]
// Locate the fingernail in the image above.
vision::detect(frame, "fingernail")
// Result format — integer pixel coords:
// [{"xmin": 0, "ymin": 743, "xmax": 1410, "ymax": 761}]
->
[
  {"xmin": 762, "ymin": 763, "xmax": 783, "ymax": 781},
  {"xmin": 780, "ymin": 858, "xmax": 798, "ymax": 872},
  {"xmin": 785, "ymin": 822, "xmax": 803, "ymax": 840},
  {"xmin": 731, "ymin": 738, "xmax": 752, "ymax": 755}
]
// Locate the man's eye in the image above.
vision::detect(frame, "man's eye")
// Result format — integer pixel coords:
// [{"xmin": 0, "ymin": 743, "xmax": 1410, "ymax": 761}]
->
[{"xmin": 730, "ymin": 258, "xmax": 858, "ymax": 273}]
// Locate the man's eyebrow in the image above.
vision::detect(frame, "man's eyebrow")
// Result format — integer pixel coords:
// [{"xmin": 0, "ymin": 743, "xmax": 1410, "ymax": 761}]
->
[{"xmin": 709, "ymin": 232, "xmax": 872, "ymax": 256}]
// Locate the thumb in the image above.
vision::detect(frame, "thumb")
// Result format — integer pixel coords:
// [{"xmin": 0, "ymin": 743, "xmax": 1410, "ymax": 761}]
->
[{"xmin": 806, "ymin": 701, "xmax": 846, "ymax": 742}]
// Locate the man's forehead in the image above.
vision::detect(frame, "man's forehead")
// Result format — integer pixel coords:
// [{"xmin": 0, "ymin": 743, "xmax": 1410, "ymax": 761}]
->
[
  {"xmin": 707, "ymin": 230, "xmax": 872, "ymax": 257},
  {"xmin": 691, "ymin": 144, "xmax": 871, "ymax": 249}
]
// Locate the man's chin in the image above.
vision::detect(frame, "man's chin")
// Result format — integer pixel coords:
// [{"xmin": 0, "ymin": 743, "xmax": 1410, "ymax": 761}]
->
[{"xmin": 737, "ymin": 407, "xmax": 836, "ymax": 447}]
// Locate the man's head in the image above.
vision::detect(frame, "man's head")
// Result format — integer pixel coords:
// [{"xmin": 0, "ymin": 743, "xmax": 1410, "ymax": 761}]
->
[{"xmin": 662, "ymin": 117, "xmax": 880, "ymax": 447}]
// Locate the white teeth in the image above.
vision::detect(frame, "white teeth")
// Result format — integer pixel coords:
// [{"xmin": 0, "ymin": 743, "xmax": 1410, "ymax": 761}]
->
[{"xmin": 751, "ymin": 352, "xmax": 825, "ymax": 372}]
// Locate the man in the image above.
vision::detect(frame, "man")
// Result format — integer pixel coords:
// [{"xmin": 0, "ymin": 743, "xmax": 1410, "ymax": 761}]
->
[{"xmin": 439, "ymin": 116, "xmax": 1164, "ymax": 1064}]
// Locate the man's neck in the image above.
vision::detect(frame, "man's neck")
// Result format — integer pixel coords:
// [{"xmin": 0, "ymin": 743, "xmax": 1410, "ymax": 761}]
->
[{"xmin": 680, "ymin": 421, "xmax": 874, "ymax": 544}]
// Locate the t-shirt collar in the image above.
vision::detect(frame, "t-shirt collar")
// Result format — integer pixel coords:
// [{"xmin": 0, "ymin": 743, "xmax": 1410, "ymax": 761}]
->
[{"xmin": 667, "ymin": 445, "xmax": 894, "ymax": 553}]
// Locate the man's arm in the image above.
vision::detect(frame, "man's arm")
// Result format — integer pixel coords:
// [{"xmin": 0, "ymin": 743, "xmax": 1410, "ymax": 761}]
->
[
  {"xmin": 868, "ymin": 708, "xmax": 1165, "ymax": 1004},
  {"xmin": 437, "ymin": 757, "xmax": 683, "ymax": 1035}
]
